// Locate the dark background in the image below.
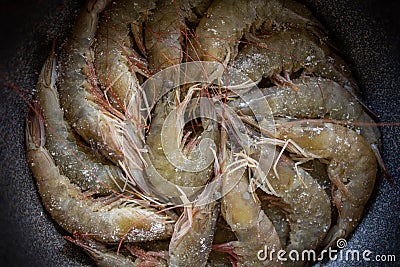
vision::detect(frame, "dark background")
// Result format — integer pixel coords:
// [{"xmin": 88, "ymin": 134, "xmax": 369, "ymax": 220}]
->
[{"xmin": 0, "ymin": 0, "xmax": 399, "ymax": 266}]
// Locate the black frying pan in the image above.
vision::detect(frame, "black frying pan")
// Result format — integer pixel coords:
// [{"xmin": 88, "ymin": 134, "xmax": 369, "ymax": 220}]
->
[{"xmin": 0, "ymin": 1, "xmax": 399, "ymax": 266}]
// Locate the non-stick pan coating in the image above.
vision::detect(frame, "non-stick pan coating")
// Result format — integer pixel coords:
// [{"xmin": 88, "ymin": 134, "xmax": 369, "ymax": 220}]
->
[{"xmin": 0, "ymin": 1, "xmax": 399, "ymax": 266}]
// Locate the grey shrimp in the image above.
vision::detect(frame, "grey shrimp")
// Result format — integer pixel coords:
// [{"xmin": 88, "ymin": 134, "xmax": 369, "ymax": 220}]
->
[
  {"xmin": 251, "ymin": 0, "xmax": 325, "ymax": 34},
  {"xmin": 274, "ymin": 122, "xmax": 377, "ymax": 249},
  {"xmin": 57, "ymin": 0, "xmax": 125, "ymax": 163},
  {"xmin": 169, "ymin": 184, "xmax": 220, "ymax": 267},
  {"xmin": 145, "ymin": 0, "xmax": 183, "ymax": 72},
  {"xmin": 25, "ymin": 107, "xmax": 175, "ymax": 243},
  {"xmin": 36, "ymin": 45, "xmax": 125, "ymax": 195},
  {"xmin": 215, "ymin": 138, "xmax": 281, "ymax": 266},
  {"xmin": 193, "ymin": 0, "xmax": 264, "ymax": 62},
  {"xmin": 66, "ymin": 232, "xmax": 168, "ymax": 267},
  {"xmin": 230, "ymin": 77, "xmax": 381, "ymax": 148},
  {"xmin": 57, "ymin": 0, "xmax": 150, "ymax": 194},
  {"xmin": 253, "ymin": 150, "xmax": 331, "ymax": 263},
  {"xmin": 94, "ymin": 0, "xmax": 154, "ymax": 112},
  {"xmin": 230, "ymin": 29, "xmax": 354, "ymax": 92}
]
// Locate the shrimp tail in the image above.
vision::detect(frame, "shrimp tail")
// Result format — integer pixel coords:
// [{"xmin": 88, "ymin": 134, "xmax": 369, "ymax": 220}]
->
[
  {"xmin": 320, "ymin": 225, "xmax": 346, "ymax": 250},
  {"xmin": 26, "ymin": 101, "xmax": 45, "ymax": 149}
]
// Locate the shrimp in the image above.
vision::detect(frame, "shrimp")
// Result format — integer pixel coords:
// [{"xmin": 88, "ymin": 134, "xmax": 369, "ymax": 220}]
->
[
  {"xmin": 145, "ymin": 0, "xmax": 183, "ymax": 72},
  {"xmin": 66, "ymin": 232, "xmax": 168, "ymax": 267},
  {"xmin": 145, "ymin": 0, "xmax": 216, "ymax": 72},
  {"xmin": 273, "ymin": 122, "xmax": 377, "ymax": 249},
  {"xmin": 252, "ymin": 150, "xmax": 331, "ymax": 259},
  {"xmin": 57, "ymin": 0, "xmax": 124, "ymax": 162},
  {"xmin": 251, "ymin": 0, "xmax": 325, "ymax": 34},
  {"xmin": 57, "ymin": 0, "xmax": 152, "ymax": 194},
  {"xmin": 146, "ymin": 98, "xmax": 213, "ymax": 186},
  {"xmin": 181, "ymin": 0, "xmax": 213, "ymax": 24},
  {"xmin": 25, "ymin": 107, "xmax": 175, "ymax": 243},
  {"xmin": 94, "ymin": 0, "xmax": 154, "ymax": 111},
  {"xmin": 167, "ymin": 127, "xmax": 222, "ymax": 267},
  {"xmin": 193, "ymin": 0, "xmax": 264, "ymax": 62},
  {"xmin": 230, "ymin": 29, "xmax": 354, "ymax": 92},
  {"xmin": 145, "ymin": 82, "xmax": 220, "ymax": 265},
  {"xmin": 260, "ymin": 201, "xmax": 290, "ymax": 248},
  {"xmin": 145, "ymin": 87, "xmax": 219, "ymax": 202},
  {"xmin": 36, "ymin": 46, "xmax": 126, "ymax": 195},
  {"xmin": 192, "ymin": 0, "xmax": 324, "ymax": 63},
  {"xmin": 230, "ymin": 77, "xmax": 381, "ymax": 148},
  {"xmin": 169, "ymin": 184, "xmax": 220, "ymax": 267},
  {"xmin": 215, "ymin": 137, "xmax": 282, "ymax": 266},
  {"xmin": 65, "ymin": 232, "xmax": 138, "ymax": 267}
]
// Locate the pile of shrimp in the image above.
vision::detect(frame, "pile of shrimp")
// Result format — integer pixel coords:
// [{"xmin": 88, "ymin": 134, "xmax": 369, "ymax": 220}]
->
[{"xmin": 25, "ymin": 0, "xmax": 383, "ymax": 266}]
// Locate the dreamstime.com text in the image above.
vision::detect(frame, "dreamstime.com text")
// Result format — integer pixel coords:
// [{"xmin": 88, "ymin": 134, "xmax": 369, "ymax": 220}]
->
[{"xmin": 257, "ymin": 239, "xmax": 396, "ymax": 263}]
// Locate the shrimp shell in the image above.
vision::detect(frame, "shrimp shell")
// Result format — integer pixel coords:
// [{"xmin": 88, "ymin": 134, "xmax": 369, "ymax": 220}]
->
[{"xmin": 145, "ymin": 0, "xmax": 183, "ymax": 72}]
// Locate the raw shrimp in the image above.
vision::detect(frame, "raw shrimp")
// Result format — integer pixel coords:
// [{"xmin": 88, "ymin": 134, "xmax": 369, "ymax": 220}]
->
[
  {"xmin": 193, "ymin": 0, "xmax": 264, "ymax": 62},
  {"xmin": 145, "ymin": 90, "xmax": 219, "ymax": 202},
  {"xmin": 146, "ymin": 98, "xmax": 213, "ymax": 186},
  {"xmin": 66, "ymin": 232, "xmax": 168, "ymax": 267},
  {"xmin": 181, "ymin": 0, "xmax": 213, "ymax": 24},
  {"xmin": 57, "ymin": 0, "xmax": 151, "ymax": 194},
  {"xmin": 36, "ymin": 47, "xmax": 125, "ymax": 195},
  {"xmin": 94, "ymin": 0, "xmax": 154, "ymax": 111},
  {"xmin": 57, "ymin": 0, "xmax": 125, "ymax": 162},
  {"xmin": 169, "ymin": 183, "xmax": 220, "ymax": 267},
  {"xmin": 253, "ymin": 151, "xmax": 331, "ymax": 260},
  {"xmin": 144, "ymin": 72, "xmax": 220, "ymax": 266},
  {"xmin": 260, "ymin": 201, "xmax": 290, "ymax": 248},
  {"xmin": 230, "ymin": 77, "xmax": 381, "ymax": 148},
  {"xmin": 274, "ymin": 122, "xmax": 377, "ymax": 249},
  {"xmin": 144, "ymin": 1, "xmax": 220, "ymax": 201},
  {"xmin": 216, "ymin": 141, "xmax": 282, "ymax": 266},
  {"xmin": 25, "ymin": 107, "xmax": 175, "ymax": 243},
  {"xmin": 145, "ymin": 0, "xmax": 183, "ymax": 72},
  {"xmin": 230, "ymin": 29, "xmax": 354, "ymax": 91},
  {"xmin": 65, "ymin": 233, "xmax": 138, "ymax": 267},
  {"xmin": 146, "ymin": 84, "xmax": 220, "ymax": 265},
  {"xmin": 251, "ymin": 0, "xmax": 325, "ymax": 34}
]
